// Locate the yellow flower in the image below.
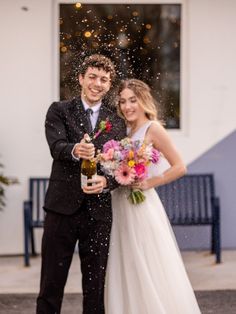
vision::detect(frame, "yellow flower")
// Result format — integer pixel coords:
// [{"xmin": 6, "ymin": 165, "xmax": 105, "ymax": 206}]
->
[{"xmin": 128, "ymin": 160, "xmax": 135, "ymax": 167}]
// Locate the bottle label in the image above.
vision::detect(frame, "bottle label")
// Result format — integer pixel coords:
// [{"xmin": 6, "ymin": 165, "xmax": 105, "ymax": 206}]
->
[{"xmin": 81, "ymin": 174, "xmax": 97, "ymax": 187}]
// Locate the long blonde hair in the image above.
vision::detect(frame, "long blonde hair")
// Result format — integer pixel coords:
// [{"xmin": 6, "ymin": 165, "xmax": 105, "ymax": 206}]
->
[{"xmin": 117, "ymin": 79, "xmax": 158, "ymax": 121}]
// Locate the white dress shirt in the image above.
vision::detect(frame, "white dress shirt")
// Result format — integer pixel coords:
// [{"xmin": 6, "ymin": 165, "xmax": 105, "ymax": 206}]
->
[{"xmin": 82, "ymin": 99, "xmax": 101, "ymax": 130}]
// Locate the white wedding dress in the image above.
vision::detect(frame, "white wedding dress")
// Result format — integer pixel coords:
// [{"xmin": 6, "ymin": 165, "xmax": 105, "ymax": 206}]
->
[{"xmin": 105, "ymin": 121, "xmax": 201, "ymax": 314}]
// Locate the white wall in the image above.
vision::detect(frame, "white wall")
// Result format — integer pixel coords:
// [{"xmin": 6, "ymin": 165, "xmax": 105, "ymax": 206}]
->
[
  {"xmin": 0, "ymin": 0, "xmax": 236, "ymax": 254},
  {"xmin": 180, "ymin": 0, "xmax": 236, "ymax": 161},
  {"xmin": 0, "ymin": 0, "xmax": 53, "ymax": 254}
]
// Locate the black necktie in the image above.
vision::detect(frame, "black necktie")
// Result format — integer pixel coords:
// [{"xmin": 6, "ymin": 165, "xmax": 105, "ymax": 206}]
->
[{"xmin": 85, "ymin": 108, "xmax": 93, "ymax": 133}]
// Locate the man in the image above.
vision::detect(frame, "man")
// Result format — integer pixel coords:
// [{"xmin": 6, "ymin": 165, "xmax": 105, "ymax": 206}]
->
[{"xmin": 36, "ymin": 54, "xmax": 126, "ymax": 314}]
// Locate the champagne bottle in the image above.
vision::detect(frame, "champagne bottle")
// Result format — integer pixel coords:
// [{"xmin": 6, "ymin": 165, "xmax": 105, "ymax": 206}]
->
[{"xmin": 81, "ymin": 134, "xmax": 97, "ymax": 187}]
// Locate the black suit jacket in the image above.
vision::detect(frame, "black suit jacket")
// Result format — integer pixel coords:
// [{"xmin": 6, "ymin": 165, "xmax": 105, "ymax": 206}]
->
[{"xmin": 44, "ymin": 97, "xmax": 126, "ymax": 220}]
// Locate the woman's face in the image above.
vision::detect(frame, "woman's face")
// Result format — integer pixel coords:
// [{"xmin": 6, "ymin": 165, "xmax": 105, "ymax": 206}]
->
[{"xmin": 119, "ymin": 88, "xmax": 146, "ymax": 123}]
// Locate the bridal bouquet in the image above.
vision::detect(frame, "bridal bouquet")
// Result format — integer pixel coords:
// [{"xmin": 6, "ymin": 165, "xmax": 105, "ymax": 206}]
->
[{"xmin": 97, "ymin": 138, "xmax": 160, "ymax": 204}]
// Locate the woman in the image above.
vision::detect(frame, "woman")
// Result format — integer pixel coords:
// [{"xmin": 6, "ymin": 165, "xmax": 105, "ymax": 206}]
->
[{"xmin": 105, "ymin": 79, "xmax": 201, "ymax": 313}]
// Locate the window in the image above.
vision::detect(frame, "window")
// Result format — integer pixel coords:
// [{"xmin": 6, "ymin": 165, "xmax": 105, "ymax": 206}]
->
[{"xmin": 60, "ymin": 3, "xmax": 181, "ymax": 128}]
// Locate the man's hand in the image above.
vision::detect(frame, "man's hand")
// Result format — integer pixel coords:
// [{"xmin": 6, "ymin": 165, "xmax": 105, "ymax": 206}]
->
[
  {"xmin": 82, "ymin": 175, "xmax": 107, "ymax": 194},
  {"xmin": 73, "ymin": 136, "xmax": 95, "ymax": 160}
]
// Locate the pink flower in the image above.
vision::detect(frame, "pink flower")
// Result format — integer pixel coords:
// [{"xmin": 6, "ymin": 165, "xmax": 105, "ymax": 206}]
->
[
  {"xmin": 102, "ymin": 148, "xmax": 114, "ymax": 161},
  {"xmin": 114, "ymin": 163, "xmax": 136, "ymax": 185},
  {"xmin": 134, "ymin": 163, "xmax": 147, "ymax": 180},
  {"xmin": 152, "ymin": 149, "xmax": 160, "ymax": 163},
  {"xmin": 103, "ymin": 140, "xmax": 120, "ymax": 153}
]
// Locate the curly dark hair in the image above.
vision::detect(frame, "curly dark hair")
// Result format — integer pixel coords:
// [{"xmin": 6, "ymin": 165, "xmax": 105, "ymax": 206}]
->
[{"xmin": 79, "ymin": 54, "xmax": 116, "ymax": 82}]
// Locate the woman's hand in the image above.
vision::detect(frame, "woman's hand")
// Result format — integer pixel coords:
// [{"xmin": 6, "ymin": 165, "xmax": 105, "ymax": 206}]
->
[{"xmin": 131, "ymin": 179, "xmax": 151, "ymax": 191}]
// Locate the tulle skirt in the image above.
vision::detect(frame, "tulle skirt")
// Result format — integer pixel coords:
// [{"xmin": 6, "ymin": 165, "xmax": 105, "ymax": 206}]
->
[{"xmin": 105, "ymin": 187, "xmax": 201, "ymax": 314}]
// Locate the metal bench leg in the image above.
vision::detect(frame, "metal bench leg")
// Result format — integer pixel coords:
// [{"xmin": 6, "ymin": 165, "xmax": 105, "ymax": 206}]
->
[
  {"xmin": 215, "ymin": 209, "xmax": 221, "ymax": 263},
  {"xmin": 23, "ymin": 201, "xmax": 31, "ymax": 267},
  {"xmin": 215, "ymin": 226, "xmax": 221, "ymax": 263},
  {"xmin": 30, "ymin": 227, "xmax": 37, "ymax": 256},
  {"xmin": 211, "ymin": 224, "xmax": 215, "ymax": 254},
  {"xmin": 213, "ymin": 197, "xmax": 221, "ymax": 263}
]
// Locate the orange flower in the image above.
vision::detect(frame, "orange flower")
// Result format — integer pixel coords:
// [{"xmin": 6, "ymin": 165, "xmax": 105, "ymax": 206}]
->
[{"xmin": 128, "ymin": 150, "xmax": 134, "ymax": 159}]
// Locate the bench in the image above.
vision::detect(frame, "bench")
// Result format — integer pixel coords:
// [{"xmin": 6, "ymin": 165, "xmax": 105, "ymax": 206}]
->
[
  {"xmin": 156, "ymin": 173, "xmax": 221, "ymax": 263},
  {"xmin": 23, "ymin": 174, "xmax": 221, "ymax": 266},
  {"xmin": 23, "ymin": 178, "xmax": 48, "ymax": 266}
]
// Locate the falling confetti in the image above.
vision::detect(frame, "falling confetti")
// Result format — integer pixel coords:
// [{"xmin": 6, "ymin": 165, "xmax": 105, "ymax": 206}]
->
[{"xmin": 60, "ymin": 3, "xmax": 181, "ymax": 129}]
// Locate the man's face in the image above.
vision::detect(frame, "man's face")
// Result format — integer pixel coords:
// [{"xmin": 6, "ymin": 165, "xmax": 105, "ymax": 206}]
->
[{"xmin": 79, "ymin": 67, "xmax": 111, "ymax": 106}]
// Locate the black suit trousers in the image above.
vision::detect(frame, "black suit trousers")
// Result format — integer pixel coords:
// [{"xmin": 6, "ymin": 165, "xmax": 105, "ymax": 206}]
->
[{"xmin": 36, "ymin": 202, "xmax": 112, "ymax": 314}]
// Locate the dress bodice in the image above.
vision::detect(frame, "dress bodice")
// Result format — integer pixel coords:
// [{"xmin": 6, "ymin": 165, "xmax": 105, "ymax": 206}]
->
[
  {"xmin": 127, "ymin": 120, "xmax": 153, "ymax": 142},
  {"xmin": 128, "ymin": 120, "xmax": 169, "ymax": 178}
]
